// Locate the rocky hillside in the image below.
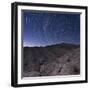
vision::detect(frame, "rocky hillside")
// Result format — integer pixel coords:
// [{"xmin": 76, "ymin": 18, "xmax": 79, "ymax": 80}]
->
[{"xmin": 22, "ymin": 43, "xmax": 80, "ymax": 77}]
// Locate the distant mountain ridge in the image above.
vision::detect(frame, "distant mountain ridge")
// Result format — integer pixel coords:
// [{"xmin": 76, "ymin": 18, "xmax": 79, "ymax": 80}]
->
[
  {"xmin": 22, "ymin": 43, "xmax": 80, "ymax": 77},
  {"xmin": 24, "ymin": 43, "xmax": 80, "ymax": 48}
]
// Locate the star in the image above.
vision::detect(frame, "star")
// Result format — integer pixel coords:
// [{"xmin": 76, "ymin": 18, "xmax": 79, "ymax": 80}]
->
[
  {"xmin": 61, "ymin": 29, "xmax": 65, "ymax": 32},
  {"xmin": 43, "ymin": 17, "xmax": 49, "ymax": 33},
  {"xmin": 25, "ymin": 17, "xmax": 28, "ymax": 24}
]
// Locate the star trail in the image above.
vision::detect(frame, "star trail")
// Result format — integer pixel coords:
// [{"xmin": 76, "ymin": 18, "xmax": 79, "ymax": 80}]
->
[{"xmin": 22, "ymin": 11, "xmax": 80, "ymax": 47}]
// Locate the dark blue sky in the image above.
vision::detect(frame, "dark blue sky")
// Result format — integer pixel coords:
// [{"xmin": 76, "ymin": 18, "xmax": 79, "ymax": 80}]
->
[{"xmin": 22, "ymin": 11, "xmax": 80, "ymax": 47}]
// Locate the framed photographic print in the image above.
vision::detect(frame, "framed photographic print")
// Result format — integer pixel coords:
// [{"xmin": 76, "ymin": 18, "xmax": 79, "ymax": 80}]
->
[{"xmin": 11, "ymin": 2, "xmax": 88, "ymax": 87}]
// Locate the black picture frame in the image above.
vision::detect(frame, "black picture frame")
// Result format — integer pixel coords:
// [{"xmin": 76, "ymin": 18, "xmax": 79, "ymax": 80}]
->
[{"xmin": 11, "ymin": 2, "xmax": 88, "ymax": 87}]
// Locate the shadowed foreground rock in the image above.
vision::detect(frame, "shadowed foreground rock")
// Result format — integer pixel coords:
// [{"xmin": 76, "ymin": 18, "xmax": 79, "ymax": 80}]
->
[{"xmin": 22, "ymin": 44, "xmax": 80, "ymax": 77}]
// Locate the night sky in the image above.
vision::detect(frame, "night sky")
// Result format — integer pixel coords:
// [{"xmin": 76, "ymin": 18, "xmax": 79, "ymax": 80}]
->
[{"xmin": 22, "ymin": 11, "xmax": 80, "ymax": 47}]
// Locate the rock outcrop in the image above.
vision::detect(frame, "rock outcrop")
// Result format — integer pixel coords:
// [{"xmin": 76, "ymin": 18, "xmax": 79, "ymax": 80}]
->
[{"xmin": 22, "ymin": 44, "xmax": 80, "ymax": 77}]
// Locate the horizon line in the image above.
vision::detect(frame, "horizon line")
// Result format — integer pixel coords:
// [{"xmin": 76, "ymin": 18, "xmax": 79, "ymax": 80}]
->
[{"xmin": 23, "ymin": 43, "xmax": 80, "ymax": 48}]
